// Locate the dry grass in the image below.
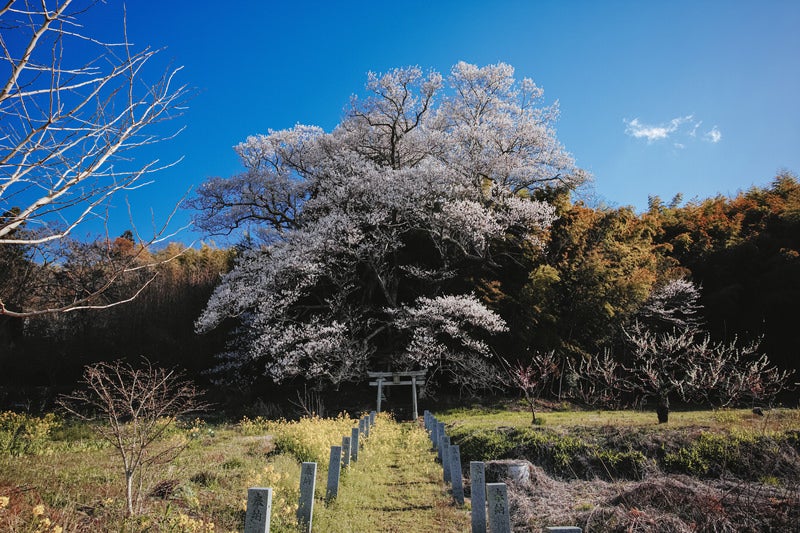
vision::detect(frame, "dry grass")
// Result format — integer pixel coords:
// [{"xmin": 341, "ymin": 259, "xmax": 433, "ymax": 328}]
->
[{"xmin": 441, "ymin": 405, "xmax": 800, "ymax": 532}]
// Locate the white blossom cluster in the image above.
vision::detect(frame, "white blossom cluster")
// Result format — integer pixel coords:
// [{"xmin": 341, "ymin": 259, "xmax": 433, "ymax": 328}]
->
[
  {"xmin": 636, "ymin": 278, "xmax": 703, "ymax": 332},
  {"xmin": 393, "ymin": 294, "xmax": 508, "ymax": 366},
  {"xmin": 194, "ymin": 62, "xmax": 585, "ymax": 385}
]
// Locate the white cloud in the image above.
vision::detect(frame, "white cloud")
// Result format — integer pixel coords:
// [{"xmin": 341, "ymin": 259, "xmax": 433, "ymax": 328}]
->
[
  {"xmin": 624, "ymin": 115, "xmax": 721, "ymax": 146},
  {"xmin": 624, "ymin": 115, "xmax": 694, "ymax": 143},
  {"xmin": 704, "ymin": 126, "xmax": 722, "ymax": 143}
]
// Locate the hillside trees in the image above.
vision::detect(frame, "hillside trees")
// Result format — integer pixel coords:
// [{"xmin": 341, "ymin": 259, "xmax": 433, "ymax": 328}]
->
[
  {"xmin": 518, "ymin": 202, "xmax": 674, "ymax": 359},
  {"xmin": 0, "ymin": 242, "xmax": 234, "ymax": 391},
  {"xmin": 193, "ymin": 62, "xmax": 586, "ymax": 389},
  {"xmin": 0, "ymin": 0, "xmax": 187, "ymax": 318},
  {"xmin": 649, "ymin": 173, "xmax": 800, "ymax": 373}
]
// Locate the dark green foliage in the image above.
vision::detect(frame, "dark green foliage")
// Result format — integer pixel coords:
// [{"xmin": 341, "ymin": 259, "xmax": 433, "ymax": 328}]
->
[
  {"xmin": 450, "ymin": 422, "xmax": 800, "ymax": 483},
  {"xmin": 449, "ymin": 425, "xmax": 649, "ymax": 480},
  {"xmin": 515, "ymin": 201, "xmax": 669, "ymax": 362},
  {"xmin": 662, "ymin": 431, "xmax": 800, "ymax": 481}
]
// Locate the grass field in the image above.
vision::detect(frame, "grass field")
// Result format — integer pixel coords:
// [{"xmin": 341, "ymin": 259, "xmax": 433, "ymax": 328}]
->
[
  {"xmin": 437, "ymin": 403, "xmax": 800, "ymax": 433},
  {"xmin": 0, "ymin": 412, "xmax": 464, "ymax": 532},
  {"xmin": 1, "ymin": 405, "xmax": 798, "ymax": 532}
]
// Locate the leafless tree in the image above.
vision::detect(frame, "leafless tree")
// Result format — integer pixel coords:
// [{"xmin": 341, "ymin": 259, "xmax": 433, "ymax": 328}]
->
[
  {"xmin": 502, "ymin": 351, "xmax": 560, "ymax": 424},
  {"xmin": 60, "ymin": 359, "xmax": 205, "ymax": 516},
  {"xmin": 0, "ymin": 0, "xmax": 188, "ymax": 317},
  {"xmin": 569, "ymin": 349, "xmax": 630, "ymax": 409}
]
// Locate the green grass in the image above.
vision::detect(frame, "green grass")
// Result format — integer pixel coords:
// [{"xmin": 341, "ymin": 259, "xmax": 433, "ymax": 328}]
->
[
  {"xmin": 437, "ymin": 405, "xmax": 800, "ymax": 482},
  {"xmin": 437, "ymin": 404, "xmax": 800, "ymax": 434},
  {"xmin": 312, "ymin": 415, "xmax": 470, "ymax": 532}
]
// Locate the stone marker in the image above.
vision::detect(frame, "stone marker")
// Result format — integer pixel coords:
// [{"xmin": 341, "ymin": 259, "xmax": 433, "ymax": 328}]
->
[
  {"xmin": 441, "ymin": 436, "xmax": 452, "ymax": 483},
  {"xmin": 341, "ymin": 436, "xmax": 351, "ymax": 467},
  {"xmin": 351, "ymin": 427, "xmax": 359, "ymax": 461},
  {"xmin": 545, "ymin": 528, "xmax": 582, "ymax": 532},
  {"xmin": 244, "ymin": 487, "xmax": 272, "ymax": 533},
  {"xmin": 297, "ymin": 462, "xmax": 316, "ymax": 533},
  {"xmin": 431, "ymin": 420, "xmax": 440, "ymax": 450},
  {"xmin": 485, "ymin": 460, "xmax": 532, "ymax": 485},
  {"xmin": 486, "ymin": 483, "xmax": 511, "ymax": 533},
  {"xmin": 369, "ymin": 411, "xmax": 376, "ymax": 426},
  {"xmin": 450, "ymin": 444, "xmax": 465, "ymax": 505},
  {"xmin": 470, "ymin": 461, "xmax": 487, "ymax": 533},
  {"xmin": 438, "ymin": 433, "xmax": 449, "ymax": 462},
  {"xmin": 326, "ymin": 445, "xmax": 342, "ymax": 501}
]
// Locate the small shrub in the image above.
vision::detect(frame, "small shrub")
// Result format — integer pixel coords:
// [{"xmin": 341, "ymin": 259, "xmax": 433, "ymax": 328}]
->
[
  {"xmin": 449, "ymin": 427, "xmax": 518, "ymax": 462},
  {"xmin": 189, "ymin": 471, "xmax": 219, "ymax": 488},
  {"xmin": 0, "ymin": 411, "xmax": 59, "ymax": 456},
  {"xmin": 271, "ymin": 414, "xmax": 355, "ymax": 464},
  {"xmin": 237, "ymin": 416, "xmax": 271, "ymax": 436}
]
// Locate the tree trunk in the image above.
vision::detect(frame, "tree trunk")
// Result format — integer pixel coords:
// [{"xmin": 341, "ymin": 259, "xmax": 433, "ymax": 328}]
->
[
  {"xmin": 656, "ymin": 395, "xmax": 670, "ymax": 424},
  {"xmin": 527, "ymin": 398, "xmax": 536, "ymax": 425},
  {"xmin": 125, "ymin": 470, "xmax": 134, "ymax": 516}
]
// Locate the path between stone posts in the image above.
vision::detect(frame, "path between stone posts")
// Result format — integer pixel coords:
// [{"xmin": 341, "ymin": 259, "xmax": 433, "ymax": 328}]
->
[{"xmin": 312, "ymin": 417, "xmax": 471, "ymax": 532}]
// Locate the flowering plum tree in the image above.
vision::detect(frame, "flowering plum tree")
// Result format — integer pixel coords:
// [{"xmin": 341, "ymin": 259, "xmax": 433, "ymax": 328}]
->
[
  {"xmin": 624, "ymin": 323, "xmax": 793, "ymax": 423},
  {"xmin": 192, "ymin": 63, "xmax": 585, "ymax": 388},
  {"xmin": 636, "ymin": 278, "xmax": 704, "ymax": 333}
]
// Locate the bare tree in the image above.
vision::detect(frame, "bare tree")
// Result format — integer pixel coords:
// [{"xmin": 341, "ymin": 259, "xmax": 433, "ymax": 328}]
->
[
  {"xmin": 569, "ymin": 349, "xmax": 630, "ymax": 409},
  {"xmin": 60, "ymin": 359, "xmax": 205, "ymax": 516},
  {"xmin": 0, "ymin": 0, "xmax": 188, "ymax": 317},
  {"xmin": 502, "ymin": 351, "xmax": 560, "ymax": 424}
]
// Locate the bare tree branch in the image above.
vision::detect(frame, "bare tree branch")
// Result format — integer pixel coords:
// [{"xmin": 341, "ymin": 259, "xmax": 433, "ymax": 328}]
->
[{"xmin": 0, "ymin": 0, "xmax": 189, "ymax": 316}]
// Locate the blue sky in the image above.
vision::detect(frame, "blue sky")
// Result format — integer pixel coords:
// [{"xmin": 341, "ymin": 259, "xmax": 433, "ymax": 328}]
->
[{"xmin": 75, "ymin": 0, "xmax": 800, "ymax": 243}]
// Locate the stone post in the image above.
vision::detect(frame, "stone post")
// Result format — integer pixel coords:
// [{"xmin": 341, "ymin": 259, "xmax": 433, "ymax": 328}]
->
[
  {"xmin": 341, "ymin": 436, "xmax": 351, "ymax": 468},
  {"xmin": 450, "ymin": 444, "xmax": 465, "ymax": 505},
  {"xmin": 441, "ymin": 436, "xmax": 452, "ymax": 483},
  {"xmin": 351, "ymin": 427, "xmax": 359, "ymax": 461},
  {"xmin": 244, "ymin": 487, "xmax": 272, "ymax": 533},
  {"xmin": 470, "ymin": 461, "xmax": 487, "ymax": 533},
  {"xmin": 296, "ymin": 462, "xmax": 316, "ymax": 533},
  {"xmin": 486, "ymin": 483, "xmax": 511, "ymax": 533},
  {"xmin": 438, "ymin": 433, "xmax": 449, "ymax": 462},
  {"xmin": 325, "ymin": 445, "xmax": 342, "ymax": 501}
]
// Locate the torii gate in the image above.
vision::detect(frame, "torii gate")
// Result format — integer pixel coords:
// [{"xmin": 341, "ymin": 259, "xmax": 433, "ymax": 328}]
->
[{"xmin": 367, "ymin": 370, "xmax": 426, "ymax": 420}]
